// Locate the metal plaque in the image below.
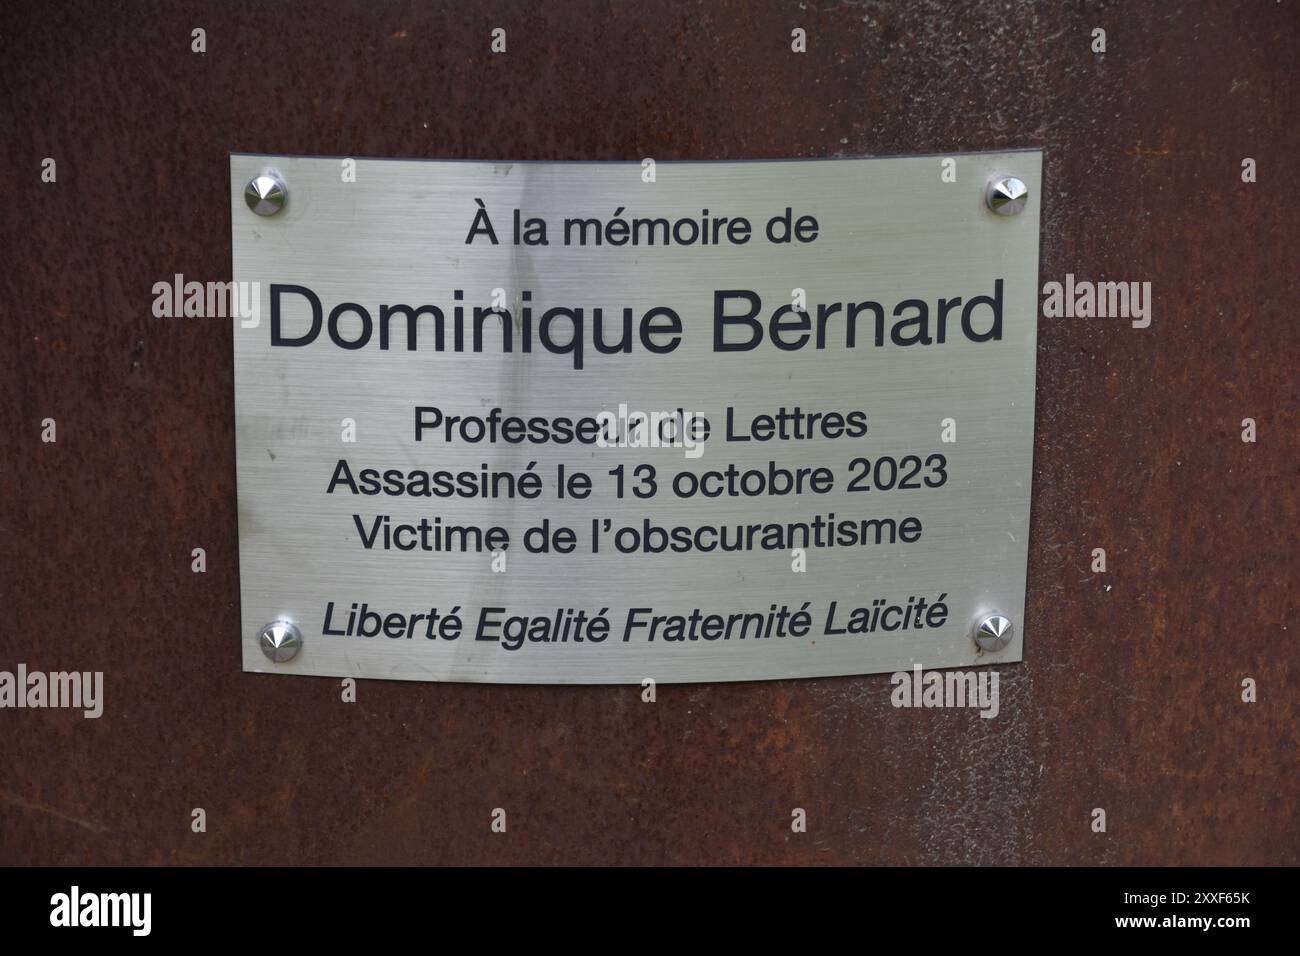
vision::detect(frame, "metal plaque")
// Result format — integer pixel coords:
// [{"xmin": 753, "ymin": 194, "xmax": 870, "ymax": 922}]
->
[{"xmin": 231, "ymin": 150, "xmax": 1042, "ymax": 684}]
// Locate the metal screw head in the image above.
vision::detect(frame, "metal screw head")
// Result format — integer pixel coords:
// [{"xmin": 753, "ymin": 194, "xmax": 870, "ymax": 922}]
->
[
  {"xmin": 257, "ymin": 620, "xmax": 302, "ymax": 662},
  {"xmin": 986, "ymin": 176, "xmax": 1029, "ymax": 216},
  {"xmin": 244, "ymin": 171, "xmax": 287, "ymax": 216},
  {"xmin": 973, "ymin": 613, "xmax": 1014, "ymax": 652}
]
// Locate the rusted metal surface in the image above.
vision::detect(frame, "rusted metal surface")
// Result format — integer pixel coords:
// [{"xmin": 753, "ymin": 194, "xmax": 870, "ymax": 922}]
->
[{"xmin": 1, "ymin": 0, "xmax": 1296, "ymax": 865}]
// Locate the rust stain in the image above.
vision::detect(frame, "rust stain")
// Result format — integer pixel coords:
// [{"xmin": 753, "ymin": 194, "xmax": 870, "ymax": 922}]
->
[
  {"xmin": 0, "ymin": 789, "xmax": 113, "ymax": 834},
  {"xmin": 0, "ymin": 0, "xmax": 1296, "ymax": 866}
]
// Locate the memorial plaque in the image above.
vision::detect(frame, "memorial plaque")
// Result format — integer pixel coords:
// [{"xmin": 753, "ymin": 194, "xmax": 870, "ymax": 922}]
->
[{"xmin": 231, "ymin": 150, "xmax": 1042, "ymax": 683}]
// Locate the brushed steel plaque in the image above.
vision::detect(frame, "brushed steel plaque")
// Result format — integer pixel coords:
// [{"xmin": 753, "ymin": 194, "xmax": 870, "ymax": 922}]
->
[{"xmin": 231, "ymin": 150, "xmax": 1042, "ymax": 684}]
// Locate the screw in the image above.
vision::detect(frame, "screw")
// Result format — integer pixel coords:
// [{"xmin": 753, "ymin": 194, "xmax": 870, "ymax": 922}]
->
[
  {"xmin": 244, "ymin": 170, "xmax": 287, "ymax": 216},
  {"xmin": 973, "ymin": 613, "xmax": 1014, "ymax": 651},
  {"xmin": 986, "ymin": 176, "xmax": 1028, "ymax": 216},
  {"xmin": 257, "ymin": 620, "xmax": 302, "ymax": 662}
]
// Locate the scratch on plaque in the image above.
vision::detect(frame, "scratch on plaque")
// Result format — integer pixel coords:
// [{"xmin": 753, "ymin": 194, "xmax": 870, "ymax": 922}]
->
[{"xmin": 0, "ymin": 789, "xmax": 112, "ymax": 833}]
